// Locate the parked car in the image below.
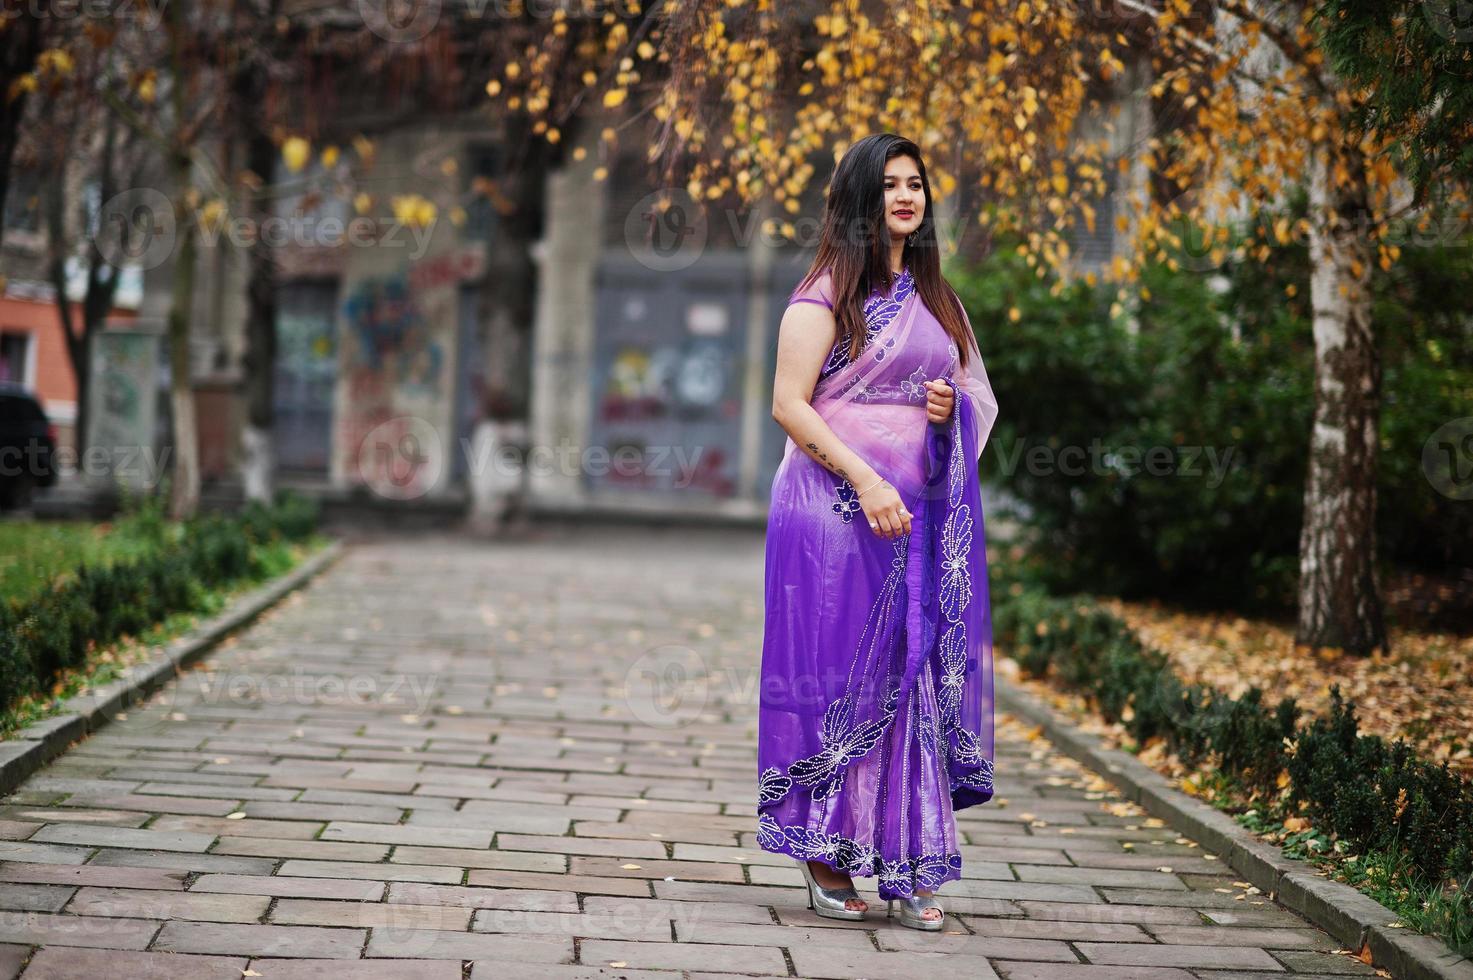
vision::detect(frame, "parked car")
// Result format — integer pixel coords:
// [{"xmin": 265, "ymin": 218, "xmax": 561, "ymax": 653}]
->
[{"xmin": 0, "ymin": 382, "xmax": 58, "ymax": 510}]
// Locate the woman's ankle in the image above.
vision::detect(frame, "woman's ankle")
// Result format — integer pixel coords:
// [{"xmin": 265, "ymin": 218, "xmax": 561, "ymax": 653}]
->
[
  {"xmin": 807, "ymin": 860, "xmax": 849, "ymax": 883},
  {"xmin": 805, "ymin": 861, "xmax": 867, "ymax": 909}
]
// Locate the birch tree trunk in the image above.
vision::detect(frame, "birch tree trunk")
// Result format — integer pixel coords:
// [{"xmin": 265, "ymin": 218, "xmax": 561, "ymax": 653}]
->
[
  {"xmin": 162, "ymin": 0, "xmax": 200, "ymax": 520},
  {"xmin": 166, "ymin": 165, "xmax": 200, "ymax": 520},
  {"xmin": 1297, "ymin": 141, "xmax": 1387, "ymax": 657}
]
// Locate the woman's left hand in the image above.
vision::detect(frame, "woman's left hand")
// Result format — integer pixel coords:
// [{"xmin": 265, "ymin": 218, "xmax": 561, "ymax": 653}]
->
[{"xmin": 923, "ymin": 380, "xmax": 955, "ymax": 424}]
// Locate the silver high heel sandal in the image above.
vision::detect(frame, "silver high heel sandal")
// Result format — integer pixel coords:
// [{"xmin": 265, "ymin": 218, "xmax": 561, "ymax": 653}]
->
[
  {"xmin": 796, "ymin": 860, "xmax": 867, "ymax": 920},
  {"xmin": 887, "ymin": 891, "xmax": 944, "ymax": 931}
]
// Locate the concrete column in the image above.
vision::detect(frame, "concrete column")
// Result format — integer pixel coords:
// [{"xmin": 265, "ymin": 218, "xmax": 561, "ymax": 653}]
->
[
  {"xmin": 527, "ymin": 123, "xmax": 606, "ymax": 505},
  {"xmin": 736, "ymin": 200, "xmax": 776, "ymax": 501}
]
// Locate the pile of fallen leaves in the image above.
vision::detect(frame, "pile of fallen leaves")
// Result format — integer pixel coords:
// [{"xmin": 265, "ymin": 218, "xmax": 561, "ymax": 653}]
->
[{"xmin": 1091, "ymin": 598, "xmax": 1473, "ymax": 778}]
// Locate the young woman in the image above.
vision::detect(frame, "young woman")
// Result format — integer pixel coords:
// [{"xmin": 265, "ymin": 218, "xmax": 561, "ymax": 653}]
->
[{"xmin": 757, "ymin": 134, "xmax": 1000, "ymax": 931}]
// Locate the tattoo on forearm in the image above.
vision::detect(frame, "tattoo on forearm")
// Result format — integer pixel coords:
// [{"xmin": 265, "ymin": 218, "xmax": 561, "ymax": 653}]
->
[{"xmin": 804, "ymin": 441, "xmax": 848, "ymax": 480}]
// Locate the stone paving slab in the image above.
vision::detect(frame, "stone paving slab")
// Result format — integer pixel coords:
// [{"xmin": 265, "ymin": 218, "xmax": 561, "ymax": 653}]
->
[
  {"xmin": 66, "ymin": 886, "xmax": 268, "ymax": 923},
  {"xmin": 252, "ymin": 961, "xmax": 464, "ymax": 980},
  {"xmin": 0, "ymin": 526, "xmax": 1400, "ymax": 977},
  {"xmin": 0, "ymin": 945, "xmax": 25, "ymax": 980},
  {"xmin": 151, "ymin": 920, "xmax": 367, "ymax": 958},
  {"xmin": 17, "ymin": 947, "xmax": 248, "ymax": 979}
]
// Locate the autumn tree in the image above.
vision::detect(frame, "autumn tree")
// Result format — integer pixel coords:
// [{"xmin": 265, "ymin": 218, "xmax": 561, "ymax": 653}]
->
[
  {"xmin": 1109, "ymin": 0, "xmax": 1470, "ymax": 657},
  {"xmin": 5, "ymin": 0, "xmax": 251, "ymax": 517},
  {"xmin": 1316, "ymin": 0, "xmax": 1473, "ymax": 203},
  {"xmin": 13, "ymin": 0, "xmax": 419, "ymax": 511},
  {"xmin": 485, "ymin": 0, "xmax": 1471, "ymax": 657},
  {"xmin": 7, "ymin": 24, "xmax": 157, "ymax": 461}
]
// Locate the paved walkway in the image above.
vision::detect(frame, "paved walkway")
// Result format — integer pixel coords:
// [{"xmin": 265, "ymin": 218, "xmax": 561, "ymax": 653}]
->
[{"xmin": 0, "ymin": 526, "xmax": 1379, "ymax": 978}]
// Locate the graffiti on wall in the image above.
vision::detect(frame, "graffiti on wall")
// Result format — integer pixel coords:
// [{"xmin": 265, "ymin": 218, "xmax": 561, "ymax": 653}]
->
[
  {"xmin": 588, "ymin": 288, "xmax": 745, "ymax": 498},
  {"xmin": 342, "ymin": 275, "xmax": 445, "ymax": 393},
  {"xmin": 337, "ymin": 267, "xmax": 452, "ymax": 499},
  {"xmin": 87, "ymin": 329, "xmax": 159, "ymax": 490},
  {"xmin": 598, "ymin": 343, "xmax": 732, "ymax": 422},
  {"xmin": 332, "ymin": 244, "xmax": 486, "ymax": 498}
]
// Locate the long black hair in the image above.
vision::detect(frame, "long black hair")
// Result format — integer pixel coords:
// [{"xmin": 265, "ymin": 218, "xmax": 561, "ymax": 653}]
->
[{"xmin": 796, "ymin": 133, "xmax": 974, "ymax": 368}]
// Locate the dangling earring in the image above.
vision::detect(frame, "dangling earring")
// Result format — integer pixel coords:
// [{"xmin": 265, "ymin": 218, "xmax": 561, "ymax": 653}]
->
[{"xmin": 907, "ymin": 231, "xmax": 917, "ymax": 245}]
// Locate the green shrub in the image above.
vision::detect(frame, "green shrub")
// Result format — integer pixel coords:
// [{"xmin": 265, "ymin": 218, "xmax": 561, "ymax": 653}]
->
[
  {"xmin": 0, "ymin": 605, "xmax": 35, "ymax": 700},
  {"xmin": 0, "ymin": 496, "xmax": 320, "ymax": 721},
  {"xmin": 953, "ymin": 244, "xmax": 1310, "ymax": 612},
  {"xmin": 1289, "ymin": 688, "xmax": 1473, "ymax": 884},
  {"xmin": 189, "ymin": 514, "xmax": 254, "ymax": 583},
  {"xmin": 1208, "ymin": 687, "xmax": 1300, "ymax": 791}
]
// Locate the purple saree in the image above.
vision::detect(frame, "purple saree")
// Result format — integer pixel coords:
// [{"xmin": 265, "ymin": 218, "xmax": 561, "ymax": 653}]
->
[{"xmin": 756, "ymin": 263, "xmax": 1000, "ymax": 901}]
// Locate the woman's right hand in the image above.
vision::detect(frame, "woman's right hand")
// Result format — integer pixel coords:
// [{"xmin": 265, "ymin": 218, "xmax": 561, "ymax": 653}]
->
[{"xmin": 858, "ymin": 479, "xmax": 911, "ymax": 539}]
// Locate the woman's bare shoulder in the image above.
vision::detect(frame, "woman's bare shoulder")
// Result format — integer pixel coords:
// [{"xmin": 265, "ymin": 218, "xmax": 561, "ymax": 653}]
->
[{"xmin": 789, "ymin": 266, "xmax": 836, "ymax": 310}]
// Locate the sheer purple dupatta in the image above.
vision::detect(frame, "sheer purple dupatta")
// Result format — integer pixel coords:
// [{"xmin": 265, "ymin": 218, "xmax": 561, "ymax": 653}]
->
[{"xmin": 923, "ymin": 337, "xmax": 997, "ymax": 809}]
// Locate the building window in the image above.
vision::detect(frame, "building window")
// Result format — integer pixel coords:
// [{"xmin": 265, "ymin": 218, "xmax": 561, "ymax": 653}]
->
[
  {"xmin": 3, "ymin": 171, "xmax": 42, "ymax": 236},
  {"xmin": 464, "ymin": 143, "xmax": 503, "ymax": 243},
  {"xmin": 272, "ymin": 157, "xmax": 351, "ymax": 249},
  {"xmin": 0, "ymin": 332, "xmax": 32, "ymax": 385}
]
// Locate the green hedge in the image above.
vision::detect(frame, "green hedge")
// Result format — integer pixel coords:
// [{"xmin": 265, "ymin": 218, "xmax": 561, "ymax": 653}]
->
[
  {"xmin": 992, "ymin": 567, "xmax": 1473, "ymax": 910},
  {"xmin": 0, "ymin": 490, "xmax": 320, "ymax": 719}
]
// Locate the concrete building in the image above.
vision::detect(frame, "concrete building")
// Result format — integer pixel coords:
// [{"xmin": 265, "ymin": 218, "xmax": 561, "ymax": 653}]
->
[
  {"xmin": 5, "ymin": 88, "xmax": 1141, "ymax": 521},
  {"xmin": 180, "ymin": 108, "xmax": 838, "ymax": 521}
]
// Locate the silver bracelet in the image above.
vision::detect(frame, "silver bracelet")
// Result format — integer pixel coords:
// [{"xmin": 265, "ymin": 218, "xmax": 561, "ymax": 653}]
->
[{"xmin": 855, "ymin": 476, "xmax": 886, "ymax": 498}]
